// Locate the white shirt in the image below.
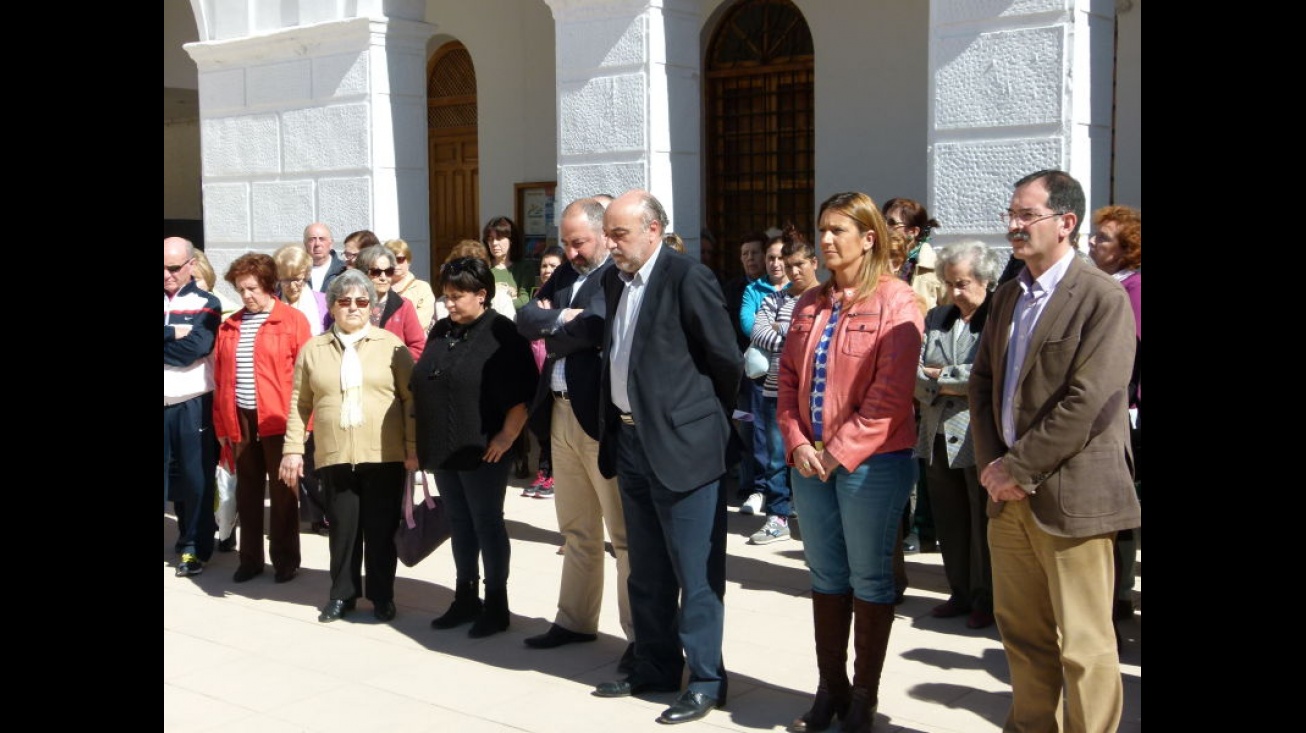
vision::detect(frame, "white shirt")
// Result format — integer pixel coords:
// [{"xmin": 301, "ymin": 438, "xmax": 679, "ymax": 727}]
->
[
  {"xmin": 309, "ymin": 259, "xmax": 333, "ymax": 291},
  {"xmin": 1001, "ymin": 248, "xmax": 1075, "ymax": 447},
  {"xmin": 609, "ymin": 245, "xmax": 665, "ymax": 414},
  {"xmin": 548, "ymin": 257, "xmax": 608, "ymax": 393}
]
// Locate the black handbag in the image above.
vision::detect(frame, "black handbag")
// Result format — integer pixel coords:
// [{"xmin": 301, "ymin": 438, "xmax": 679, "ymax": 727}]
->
[{"xmin": 395, "ymin": 471, "xmax": 451, "ymax": 567}]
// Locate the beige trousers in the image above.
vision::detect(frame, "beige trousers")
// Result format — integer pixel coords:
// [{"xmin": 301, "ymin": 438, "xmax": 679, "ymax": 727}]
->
[
  {"xmin": 549, "ymin": 397, "xmax": 633, "ymax": 639},
  {"xmin": 989, "ymin": 499, "xmax": 1122, "ymax": 733}
]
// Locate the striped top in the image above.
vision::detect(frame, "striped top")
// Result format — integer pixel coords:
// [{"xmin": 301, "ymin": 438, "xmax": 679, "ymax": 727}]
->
[{"xmin": 235, "ymin": 310, "xmax": 270, "ymax": 410}]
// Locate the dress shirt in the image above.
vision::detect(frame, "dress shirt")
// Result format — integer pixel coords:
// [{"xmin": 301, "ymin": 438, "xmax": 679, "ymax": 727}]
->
[
  {"xmin": 609, "ymin": 244, "xmax": 665, "ymax": 414},
  {"xmin": 1001, "ymin": 248, "xmax": 1076, "ymax": 447},
  {"xmin": 548, "ymin": 258, "xmax": 605, "ymax": 393}
]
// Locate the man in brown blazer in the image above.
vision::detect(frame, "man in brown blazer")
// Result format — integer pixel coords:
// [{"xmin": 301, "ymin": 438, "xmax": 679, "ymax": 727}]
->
[{"xmin": 969, "ymin": 170, "xmax": 1139, "ymax": 733}]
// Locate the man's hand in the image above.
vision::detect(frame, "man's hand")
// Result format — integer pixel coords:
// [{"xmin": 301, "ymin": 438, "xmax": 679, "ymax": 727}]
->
[
  {"xmin": 981, "ymin": 457, "xmax": 1029, "ymax": 502},
  {"xmin": 560, "ymin": 308, "xmax": 582, "ymax": 324},
  {"xmin": 172, "ymin": 324, "xmax": 193, "ymax": 339}
]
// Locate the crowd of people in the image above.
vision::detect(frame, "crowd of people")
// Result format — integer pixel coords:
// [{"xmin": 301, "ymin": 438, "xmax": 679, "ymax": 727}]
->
[{"xmin": 165, "ymin": 171, "xmax": 1141, "ymax": 731}]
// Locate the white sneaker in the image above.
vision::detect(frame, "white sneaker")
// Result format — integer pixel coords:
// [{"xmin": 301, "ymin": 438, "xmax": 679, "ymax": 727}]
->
[{"xmin": 740, "ymin": 492, "xmax": 764, "ymax": 515}]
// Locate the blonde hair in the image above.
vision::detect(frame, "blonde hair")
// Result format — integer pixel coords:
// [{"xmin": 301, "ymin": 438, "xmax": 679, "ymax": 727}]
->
[
  {"xmin": 191, "ymin": 250, "xmax": 217, "ymax": 291},
  {"xmin": 384, "ymin": 238, "xmax": 413, "ymax": 261},
  {"xmin": 818, "ymin": 191, "xmax": 895, "ymax": 304},
  {"xmin": 272, "ymin": 243, "xmax": 313, "ymax": 280}
]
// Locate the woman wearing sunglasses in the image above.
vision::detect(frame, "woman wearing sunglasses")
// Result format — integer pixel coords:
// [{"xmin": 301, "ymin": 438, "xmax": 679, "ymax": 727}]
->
[
  {"xmin": 384, "ymin": 238, "xmax": 437, "ymax": 332},
  {"xmin": 279, "ymin": 268, "xmax": 418, "ymax": 623},
  {"xmin": 355, "ymin": 245, "xmax": 426, "ymax": 361}
]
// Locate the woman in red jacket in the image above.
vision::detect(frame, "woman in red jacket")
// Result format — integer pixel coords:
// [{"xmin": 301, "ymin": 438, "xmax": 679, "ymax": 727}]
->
[
  {"xmin": 214, "ymin": 253, "xmax": 313, "ymax": 584},
  {"xmin": 355, "ymin": 245, "xmax": 426, "ymax": 361},
  {"xmin": 777, "ymin": 192, "xmax": 924, "ymax": 733}
]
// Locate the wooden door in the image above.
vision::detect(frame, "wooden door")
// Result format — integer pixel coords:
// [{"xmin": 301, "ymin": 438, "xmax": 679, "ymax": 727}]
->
[{"xmin": 428, "ymin": 42, "xmax": 480, "ymax": 269}]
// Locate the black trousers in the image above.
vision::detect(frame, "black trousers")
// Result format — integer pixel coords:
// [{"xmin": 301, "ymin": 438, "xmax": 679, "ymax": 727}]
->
[{"xmin": 320, "ymin": 462, "xmax": 405, "ymax": 603}]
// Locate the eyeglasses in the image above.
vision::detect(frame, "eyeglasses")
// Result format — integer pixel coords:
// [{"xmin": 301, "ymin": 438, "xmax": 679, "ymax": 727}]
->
[
  {"xmin": 999, "ymin": 210, "xmax": 1064, "ymax": 227},
  {"xmin": 334, "ymin": 297, "xmax": 372, "ymax": 309},
  {"xmin": 886, "ymin": 219, "xmax": 906, "ymax": 229},
  {"xmin": 394, "ymin": 256, "xmax": 408, "ymax": 264},
  {"xmin": 164, "ymin": 258, "xmax": 193, "ymax": 274},
  {"xmin": 368, "ymin": 267, "xmax": 396, "ymax": 278},
  {"xmin": 279, "ymin": 277, "xmax": 306, "ymax": 286},
  {"xmin": 343, "ymin": 251, "xmax": 359, "ymax": 262}
]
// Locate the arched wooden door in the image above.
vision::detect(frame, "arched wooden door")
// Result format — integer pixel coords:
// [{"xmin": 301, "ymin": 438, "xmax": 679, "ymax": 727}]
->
[
  {"xmin": 428, "ymin": 41, "xmax": 480, "ymax": 269},
  {"xmin": 704, "ymin": 0, "xmax": 815, "ymax": 281}
]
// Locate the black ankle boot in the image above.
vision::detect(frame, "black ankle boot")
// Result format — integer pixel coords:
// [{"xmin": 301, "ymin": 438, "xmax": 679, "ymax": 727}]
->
[
  {"xmin": 468, "ymin": 587, "xmax": 509, "ymax": 638},
  {"xmin": 432, "ymin": 579, "xmax": 482, "ymax": 629}
]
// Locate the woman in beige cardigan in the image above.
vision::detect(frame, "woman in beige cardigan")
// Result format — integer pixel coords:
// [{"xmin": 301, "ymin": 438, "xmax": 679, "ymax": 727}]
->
[{"xmin": 279, "ymin": 269, "xmax": 418, "ymax": 624}]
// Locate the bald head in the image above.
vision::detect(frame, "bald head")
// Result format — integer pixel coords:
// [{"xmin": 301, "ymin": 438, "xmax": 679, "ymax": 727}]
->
[
  {"xmin": 303, "ymin": 222, "xmax": 334, "ymax": 266},
  {"xmin": 604, "ymin": 190, "xmax": 668, "ymax": 274},
  {"xmin": 164, "ymin": 237, "xmax": 196, "ymax": 296}
]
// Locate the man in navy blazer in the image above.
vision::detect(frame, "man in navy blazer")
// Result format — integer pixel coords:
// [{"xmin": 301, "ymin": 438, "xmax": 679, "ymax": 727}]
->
[
  {"xmin": 516, "ymin": 197, "xmax": 634, "ymax": 663},
  {"xmin": 591, "ymin": 190, "xmax": 743, "ymax": 725}
]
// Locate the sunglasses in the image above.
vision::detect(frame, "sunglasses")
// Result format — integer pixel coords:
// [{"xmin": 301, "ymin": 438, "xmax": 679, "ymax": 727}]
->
[
  {"xmin": 335, "ymin": 297, "xmax": 372, "ymax": 309},
  {"xmin": 394, "ymin": 256, "xmax": 408, "ymax": 264},
  {"xmin": 441, "ymin": 257, "xmax": 476, "ymax": 275},
  {"xmin": 368, "ymin": 267, "xmax": 396, "ymax": 278},
  {"xmin": 164, "ymin": 258, "xmax": 193, "ymax": 274}
]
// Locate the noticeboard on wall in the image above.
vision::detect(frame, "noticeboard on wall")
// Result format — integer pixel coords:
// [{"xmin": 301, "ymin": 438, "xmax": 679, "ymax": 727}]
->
[{"xmin": 514, "ymin": 181, "xmax": 557, "ymax": 259}]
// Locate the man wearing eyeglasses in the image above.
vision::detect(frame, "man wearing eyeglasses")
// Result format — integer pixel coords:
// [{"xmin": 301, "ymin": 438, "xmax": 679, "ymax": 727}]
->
[
  {"xmin": 304, "ymin": 222, "xmax": 346, "ymax": 292},
  {"xmin": 164, "ymin": 236, "xmax": 223, "ymax": 577},
  {"xmin": 969, "ymin": 170, "xmax": 1139, "ymax": 733}
]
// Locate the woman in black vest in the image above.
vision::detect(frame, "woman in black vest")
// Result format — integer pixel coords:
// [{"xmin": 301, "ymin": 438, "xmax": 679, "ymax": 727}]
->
[{"xmin": 411, "ymin": 256, "xmax": 537, "ymax": 637}]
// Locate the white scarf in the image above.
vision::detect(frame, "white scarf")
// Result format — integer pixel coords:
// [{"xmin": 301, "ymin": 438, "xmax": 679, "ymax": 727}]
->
[{"xmin": 335, "ymin": 324, "xmax": 370, "ymax": 428}]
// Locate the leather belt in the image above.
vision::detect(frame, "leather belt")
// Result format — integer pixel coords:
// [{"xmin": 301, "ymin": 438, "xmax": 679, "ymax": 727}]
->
[
  {"xmin": 619, "ymin": 412, "xmax": 635, "ymax": 425},
  {"xmin": 552, "ymin": 390, "xmax": 570, "ymax": 401}
]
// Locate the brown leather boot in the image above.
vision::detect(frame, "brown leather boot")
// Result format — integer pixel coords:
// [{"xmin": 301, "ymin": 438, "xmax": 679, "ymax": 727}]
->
[
  {"xmin": 791, "ymin": 591, "xmax": 853, "ymax": 732},
  {"xmin": 841, "ymin": 599, "xmax": 895, "ymax": 733}
]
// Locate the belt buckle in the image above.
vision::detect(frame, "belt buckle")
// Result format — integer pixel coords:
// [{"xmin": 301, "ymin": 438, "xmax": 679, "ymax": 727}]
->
[{"xmin": 620, "ymin": 413, "xmax": 635, "ymax": 425}]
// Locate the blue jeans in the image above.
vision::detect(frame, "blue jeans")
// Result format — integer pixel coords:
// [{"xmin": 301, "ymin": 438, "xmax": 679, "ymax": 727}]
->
[
  {"xmin": 791, "ymin": 451, "xmax": 917, "ymax": 603},
  {"xmin": 434, "ymin": 460, "xmax": 512, "ymax": 590},
  {"xmin": 752, "ymin": 395, "xmax": 792, "ymax": 517},
  {"xmin": 734, "ymin": 378, "xmax": 760, "ymax": 496}
]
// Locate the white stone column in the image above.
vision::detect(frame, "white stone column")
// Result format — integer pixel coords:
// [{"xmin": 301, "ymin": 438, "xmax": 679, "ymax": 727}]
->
[
  {"xmin": 928, "ymin": 0, "xmax": 1116, "ymax": 254},
  {"xmin": 546, "ymin": 0, "xmax": 701, "ymax": 249},
  {"xmin": 186, "ymin": 16, "xmax": 436, "ymax": 286}
]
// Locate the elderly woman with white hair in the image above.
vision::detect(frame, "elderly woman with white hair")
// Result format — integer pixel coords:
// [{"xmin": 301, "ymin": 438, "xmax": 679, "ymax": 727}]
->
[
  {"xmin": 279, "ymin": 268, "xmax": 418, "ymax": 623},
  {"xmin": 914, "ymin": 240, "xmax": 1001, "ymax": 630}
]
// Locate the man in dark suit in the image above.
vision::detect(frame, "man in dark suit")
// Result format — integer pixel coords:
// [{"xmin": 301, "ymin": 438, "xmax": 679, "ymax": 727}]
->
[
  {"xmin": 304, "ymin": 222, "xmax": 346, "ymax": 292},
  {"xmin": 516, "ymin": 197, "xmax": 634, "ymax": 664},
  {"xmin": 970, "ymin": 170, "xmax": 1139, "ymax": 733},
  {"xmin": 592, "ymin": 190, "xmax": 743, "ymax": 725}
]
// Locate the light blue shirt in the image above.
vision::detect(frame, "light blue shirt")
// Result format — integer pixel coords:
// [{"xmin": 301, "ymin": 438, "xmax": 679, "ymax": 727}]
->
[
  {"xmin": 1000, "ymin": 248, "xmax": 1076, "ymax": 448},
  {"xmin": 609, "ymin": 244, "xmax": 665, "ymax": 414}
]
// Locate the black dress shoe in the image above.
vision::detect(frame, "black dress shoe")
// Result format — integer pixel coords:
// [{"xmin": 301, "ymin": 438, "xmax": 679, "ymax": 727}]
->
[
  {"xmin": 593, "ymin": 677, "xmax": 680, "ymax": 698},
  {"xmin": 617, "ymin": 643, "xmax": 637, "ymax": 675},
  {"xmin": 657, "ymin": 690, "xmax": 722, "ymax": 724},
  {"xmin": 524, "ymin": 624, "xmax": 598, "ymax": 649},
  {"xmin": 374, "ymin": 600, "xmax": 397, "ymax": 622},
  {"xmin": 318, "ymin": 599, "xmax": 356, "ymax": 623},
  {"xmin": 274, "ymin": 568, "xmax": 298, "ymax": 584},
  {"xmin": 232, "ymin": 566, "xmax": 264, "ymax": 583}
]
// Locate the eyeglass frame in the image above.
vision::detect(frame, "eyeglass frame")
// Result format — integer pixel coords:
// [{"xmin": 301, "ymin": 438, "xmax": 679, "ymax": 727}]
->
[
  {"xmin": 164, "ymin": 258, "xmax": 194, "ymax": 274},
  {"xmin": 999, "ymin": 209, "xmax": 1065, "ymax": 227},
  {"xmin": 278, "ymin": 276, "xmax": 307, "ymax": 286},
  {"xmin": 334, "ymin": 297, "xmax": 372, "ymax": 309},
  {"xmin": 368, "ymin": 267, "xmax": 396, "ymax": 278}
]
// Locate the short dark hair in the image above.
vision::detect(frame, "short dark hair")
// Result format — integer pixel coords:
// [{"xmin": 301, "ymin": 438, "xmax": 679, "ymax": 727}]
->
[
  {"xmin": 1015, "ymin": 169, "xmax": 1086, "ymax": 240},
  {"xmin": 777, "ymin": 222, "xmax": 816, "ymax": 261},
  {"xmin": 440, "ymin": 256, "xmax": 495, "ymax": 296},
  {"xmin": 343, "ymin": 230, "xmax": 381, "ymax": 249},
  {"xmin": 539, "ymin": 245, "xmax": 566, "ymax": 264}
]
